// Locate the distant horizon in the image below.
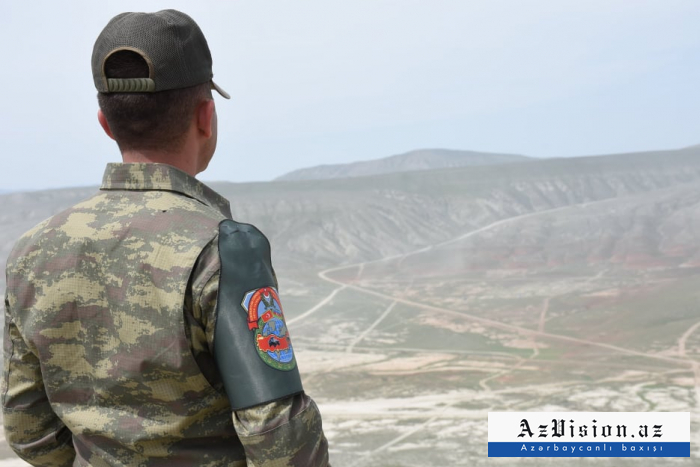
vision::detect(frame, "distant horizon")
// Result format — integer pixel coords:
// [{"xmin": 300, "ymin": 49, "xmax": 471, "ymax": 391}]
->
[
  {"xmin": 274, "ymin": 142, "xmax": 700, "ymax": 171},
  {"xmin": 2, "ymin": 142, "xmax": 698, "ymax": 194}
]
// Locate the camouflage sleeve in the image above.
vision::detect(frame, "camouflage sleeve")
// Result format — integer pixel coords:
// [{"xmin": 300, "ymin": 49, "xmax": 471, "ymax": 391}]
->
[
  {"xmin": 2, "ymin": 295, "xmax": 75, "ymax": 467},
  {"xmin": 232, "ymin": 393, "xmax": 330, "ymax": 467},
  {"xmin": 191, "ymin": 239, "xmax": 221, "ymax": 355},
  {"xmin": 194, "ymin": 240, "xmax": 330, "ymax": 466}
]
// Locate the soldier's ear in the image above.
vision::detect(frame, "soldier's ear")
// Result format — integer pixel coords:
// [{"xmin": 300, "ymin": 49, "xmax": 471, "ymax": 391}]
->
[
  {"xmin": 97, "ymin": 110, "xmax": 115, "ymax": 140},
  {"xmin": 196, "ymin": 99, "xmax": 215, "ymax": 139}
]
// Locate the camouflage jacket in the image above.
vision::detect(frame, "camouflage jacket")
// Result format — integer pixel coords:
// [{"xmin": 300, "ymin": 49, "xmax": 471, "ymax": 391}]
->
[{"xmin": 3, "ymin": 163, "xmax": 329, "ymax": 467}]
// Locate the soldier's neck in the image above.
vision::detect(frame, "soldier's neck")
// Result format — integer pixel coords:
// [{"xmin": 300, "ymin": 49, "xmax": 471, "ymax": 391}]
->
[{"xmin": 120, "ymin": 123, "xmax": 210, "ymax": 177}]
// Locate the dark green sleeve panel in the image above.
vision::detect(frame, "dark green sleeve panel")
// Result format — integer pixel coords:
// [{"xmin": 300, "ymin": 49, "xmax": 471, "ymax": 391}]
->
[{"xmin": 214, "ymin": 219, "xmax": 304, "ymax": 410}]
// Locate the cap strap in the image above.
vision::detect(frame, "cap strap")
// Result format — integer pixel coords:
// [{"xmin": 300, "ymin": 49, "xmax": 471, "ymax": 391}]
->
[{"xmin": 107, "ymin": 78, "xmax": 156, "ymax": 93}]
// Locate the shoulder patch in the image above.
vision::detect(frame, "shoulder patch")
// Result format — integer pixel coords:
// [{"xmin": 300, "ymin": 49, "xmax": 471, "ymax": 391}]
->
[
  {"xmin": 214, "ymin": 219, "xmax": 303, "ymax": 410},
  {"xmin": 241, "ymin": 287, "xmax": 296, "ymax": 371}
]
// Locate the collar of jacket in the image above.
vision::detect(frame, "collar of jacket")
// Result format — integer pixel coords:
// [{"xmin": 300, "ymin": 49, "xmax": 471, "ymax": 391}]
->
[{"xmin": 100, "ymin": 162, "xmax": 231, "ymax": 218}]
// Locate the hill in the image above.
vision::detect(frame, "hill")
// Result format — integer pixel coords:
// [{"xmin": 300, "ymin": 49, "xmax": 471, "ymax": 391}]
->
[
  {"xmin": 2, "ymin": 146, "xmax": 700, "ymax": 270},
  {"xmin": 2, "ymin": 145, "xmax": 700, "ymax": 465},
  {"xmin": 275, "ymin": 148, "xmax": 530, "ymax": 181},
  {"xmin": 216, "ymin": 146, "xmax": 700, "ymax": 268}
]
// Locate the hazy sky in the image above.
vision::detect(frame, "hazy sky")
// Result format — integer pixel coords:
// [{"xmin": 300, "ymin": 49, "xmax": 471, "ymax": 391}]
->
[{"xmin": 2, "ymin": 0, "xmax": 699, "ymax": 191}]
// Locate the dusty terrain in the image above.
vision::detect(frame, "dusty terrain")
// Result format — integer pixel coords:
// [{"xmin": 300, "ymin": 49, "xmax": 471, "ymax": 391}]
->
[
  {"xmin": 1, "ymin": 149, "xmax": 700, "ymax": 466},
  {"xmin": 287, "ymin": 186, "xmax": 700, "ymax": 466}
]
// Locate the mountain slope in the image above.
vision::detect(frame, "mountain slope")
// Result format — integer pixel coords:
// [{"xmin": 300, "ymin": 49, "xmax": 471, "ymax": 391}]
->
[
  {"xmin": 275, "ymin": 148, "xmax": 530, "ymax": 181},
  {"xmin": 3, "ymin": 146, "xmax": 700, "ymax": 272},
  {"xmin": 218, "ymin": 146, "xmax": 700, "ymax": 268}
]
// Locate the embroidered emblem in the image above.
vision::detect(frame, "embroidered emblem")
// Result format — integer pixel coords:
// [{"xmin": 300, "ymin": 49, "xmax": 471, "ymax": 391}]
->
[{"xmin": 241, "ymin": 287, "xmax": 296, "ymax": 371}]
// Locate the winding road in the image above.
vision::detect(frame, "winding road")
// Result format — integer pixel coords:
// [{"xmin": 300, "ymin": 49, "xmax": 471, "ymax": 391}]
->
[{"xmin": 292, "ymin": 196, "xmax": 700, "ymax": 463}]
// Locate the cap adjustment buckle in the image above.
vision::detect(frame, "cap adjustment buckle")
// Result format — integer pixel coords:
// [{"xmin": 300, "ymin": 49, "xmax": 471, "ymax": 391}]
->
[{"xmin": 107, "ymin": 78, "xmax": 156, "ymax": 93}]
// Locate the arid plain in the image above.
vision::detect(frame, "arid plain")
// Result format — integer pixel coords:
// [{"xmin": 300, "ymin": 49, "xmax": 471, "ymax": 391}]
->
[{"xmin": 1, "ymin": 148, "xmax": 699, "ymax": 466}]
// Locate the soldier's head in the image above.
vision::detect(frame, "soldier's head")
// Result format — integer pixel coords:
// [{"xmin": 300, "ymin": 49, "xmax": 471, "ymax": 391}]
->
[{"xmin": 93, "ymin": 10, "xmax": 229, "ymax": 173}]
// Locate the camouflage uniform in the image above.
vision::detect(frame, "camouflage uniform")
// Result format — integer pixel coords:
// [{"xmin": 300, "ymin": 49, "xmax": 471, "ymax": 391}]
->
[{"xmin": 3, "ymin": 163, "xmax": 329, "ymax": 467}]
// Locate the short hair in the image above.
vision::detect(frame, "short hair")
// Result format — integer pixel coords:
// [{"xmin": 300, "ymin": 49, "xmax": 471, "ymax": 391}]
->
[{"xmin": 97, "ymin": 50, "xmax": 212, "ymax": 153}]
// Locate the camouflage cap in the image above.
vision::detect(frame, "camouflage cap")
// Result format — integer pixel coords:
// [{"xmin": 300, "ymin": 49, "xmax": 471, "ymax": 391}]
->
[{"xmin": 92, "ymin": 9, "xmax": 230, "ymax": 98}]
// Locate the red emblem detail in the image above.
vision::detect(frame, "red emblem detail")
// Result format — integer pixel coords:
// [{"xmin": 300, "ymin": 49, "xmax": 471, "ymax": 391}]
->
[
  {"xmin": 241, "ymin": 286, "xmax": 296, "ymax": 370},
  {"xmin": 257, "ymin": 334, "xmax": 290, "ymax": 353},
  {"xmin": 246, "ymin": 287, "xmax": 283, "ymax": 330}
]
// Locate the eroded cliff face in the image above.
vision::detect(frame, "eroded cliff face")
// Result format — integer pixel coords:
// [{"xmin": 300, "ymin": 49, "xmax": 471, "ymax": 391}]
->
[
  {"xmin": 3, "ymin": 148, "xmax": 700, "ymax": 274},
  {"xmin": 214, "ymin": 148, "xmax": 700, "ymax": 269}
]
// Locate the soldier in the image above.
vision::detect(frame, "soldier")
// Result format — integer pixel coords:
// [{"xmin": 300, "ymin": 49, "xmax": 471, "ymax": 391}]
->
[{"xmin": 2, "ymin": 10, "xmax": 330, "ymax": 467}]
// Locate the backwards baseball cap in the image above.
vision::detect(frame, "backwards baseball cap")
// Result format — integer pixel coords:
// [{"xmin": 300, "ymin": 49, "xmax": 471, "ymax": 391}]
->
[{"xmin": 92, "ymin": 9, "xmax": 230, "ymax": 99}]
